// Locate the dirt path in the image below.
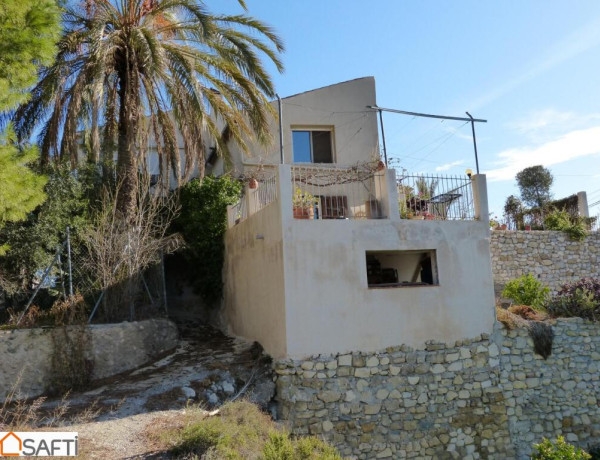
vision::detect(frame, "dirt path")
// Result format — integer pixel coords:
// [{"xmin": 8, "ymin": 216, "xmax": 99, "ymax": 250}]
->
[{"xmin": 40, "ymin": 320, "xmax": 274, "ymax": 459}]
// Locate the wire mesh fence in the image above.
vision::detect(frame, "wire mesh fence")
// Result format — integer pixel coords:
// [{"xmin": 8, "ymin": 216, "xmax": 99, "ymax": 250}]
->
[
  {"xmin": 396, "ymin": 172, "xmax": 475, "ymax": 220},
  {"xmin": 17, "ymin": 227, "xmax": 168, "ymax": 325}
]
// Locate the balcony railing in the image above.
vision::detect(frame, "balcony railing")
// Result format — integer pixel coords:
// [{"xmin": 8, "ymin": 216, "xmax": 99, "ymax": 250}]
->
[
  {"xmin": 396, "ymin": 172, "xmax": 475, "ymax": 220},
  {"xmin": 291, "ymin": 164, "xmax": 386, "ymax": 220},
  {"xmin": 227, "ymin": 165, "xmax": 483, "ymax": 228}
]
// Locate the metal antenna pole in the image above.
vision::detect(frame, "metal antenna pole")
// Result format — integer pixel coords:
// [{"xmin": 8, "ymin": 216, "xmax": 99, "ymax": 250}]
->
[
  {"xmin": 66, "ymin": 226, "xmax": 73, "ymax": 297},
  {"xmin": 378, "ymin": 109, "xmax": 388, "ymax": 166},
  {"xmin": 277, "ymin": 94, "xmax": 284, "ymax": 164},
  {"xmin": 465, "ymin": 112, "xmax": 480, "ymax": 175}
]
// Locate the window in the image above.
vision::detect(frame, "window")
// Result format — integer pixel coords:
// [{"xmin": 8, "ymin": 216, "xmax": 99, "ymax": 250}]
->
[
  {"xmin": 292, "ymin": 129, "xmax": 334, "ymax": 163},
  {"xmin": 366, "ymin": 250, "xmax": 438, "ymax": 288}
]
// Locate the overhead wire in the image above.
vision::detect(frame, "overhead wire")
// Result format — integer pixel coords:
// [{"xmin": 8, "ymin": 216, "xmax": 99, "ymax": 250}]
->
[{"xmin": 403, "ymin": 121, "xmax": 470, "ymax": 171}]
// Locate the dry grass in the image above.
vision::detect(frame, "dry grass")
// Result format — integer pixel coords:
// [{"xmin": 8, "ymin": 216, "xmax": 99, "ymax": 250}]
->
[
  {"xmin": 147, "ymin": 400, "xmax": 342, "ymax": 459},
  {"xmin": 0, "ymin": 373, "xmax": 70, "ymax": 431},
  {"xmin": 496, "ymin": 305, "xmax": 528, "ymax": 330},
  {"xmin": 508, "ymin": 304, "xmax": 547, "ymax": 321}
]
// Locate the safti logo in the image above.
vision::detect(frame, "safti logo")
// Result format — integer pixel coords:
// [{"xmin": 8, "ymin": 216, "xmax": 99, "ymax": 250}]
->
[{"xmin": 0, "ymin": 432, "xmax": 78, "ymax": 457}]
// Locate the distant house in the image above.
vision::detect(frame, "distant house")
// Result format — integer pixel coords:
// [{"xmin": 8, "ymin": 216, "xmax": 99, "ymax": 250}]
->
[{"xmin": 221, "ymin": 77, "xmax": 496, "ymax": 359}]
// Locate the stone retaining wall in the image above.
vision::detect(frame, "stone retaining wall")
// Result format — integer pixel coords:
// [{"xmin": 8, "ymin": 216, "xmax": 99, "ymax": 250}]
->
[
  {"xmin": 0, "ymin": 318, "xmax": 178, "ymax": 401},
  {"xmin": 274, "ymin": 319, "xmax": 600, "ymax": 459},
  {"xmin": 490, "ymin": 231, "xmax": 600, "ymax": 293}
]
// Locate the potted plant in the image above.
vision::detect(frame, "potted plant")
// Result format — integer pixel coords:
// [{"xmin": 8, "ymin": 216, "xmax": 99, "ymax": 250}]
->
[
  {"xmin": 248, "ymin": 178, "xmax": 259, "ymax": 189},
  {"xmin": 293, "ymin": 187, "xmax": 317, "ymax": 219}
]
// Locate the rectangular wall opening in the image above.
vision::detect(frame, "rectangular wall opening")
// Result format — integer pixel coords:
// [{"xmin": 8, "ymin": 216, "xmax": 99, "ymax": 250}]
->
[{"xmin": 366, "ymin": 250, "xmax": 438, "ymax": 288}]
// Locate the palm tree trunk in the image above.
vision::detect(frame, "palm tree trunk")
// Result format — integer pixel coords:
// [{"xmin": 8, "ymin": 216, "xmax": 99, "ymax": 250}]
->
[
  {"xmin": 116, "ymin": 62, "xmax": 139, "ymax": 217},
  {"xmin": 89, "ymin": 95, "xmax": 100, "ymax": 164}
]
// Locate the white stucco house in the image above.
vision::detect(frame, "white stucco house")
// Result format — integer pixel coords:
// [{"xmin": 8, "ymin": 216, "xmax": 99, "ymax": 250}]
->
[{"xmin": 221, "ymin": 77, "xmax": 495, "ymax": 359}]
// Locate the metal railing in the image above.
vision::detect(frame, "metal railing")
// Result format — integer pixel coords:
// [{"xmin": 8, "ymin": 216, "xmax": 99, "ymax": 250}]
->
[
  {"xmin": 251, "ymin": 172, "xmax": 278, "ymax": 215},
  {"xmin": 291, "ymin": 164, "xmax": 385, "ymax": 220},
  {"xmin": 230, "ymin": 195, "xmax": 248, "ymax": 225},
  {"xmin": 396, "ymin": 172, "xmax": 475, "ymax": 220}
]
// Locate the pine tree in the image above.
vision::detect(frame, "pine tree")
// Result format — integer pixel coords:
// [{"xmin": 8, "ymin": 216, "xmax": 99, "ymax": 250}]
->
[{"xmin": 0, "ymin": 0, "xmax": 60, "ymax": 246}]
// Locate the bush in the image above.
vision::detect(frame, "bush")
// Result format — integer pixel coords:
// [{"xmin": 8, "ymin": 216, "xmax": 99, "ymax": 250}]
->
[
  {"xmin": 588, "ymin": 443, "xmax": 600, "ymax": 460},
  {"xmin": 501, "ymin": 274, "xmax": 549, "ymax": 310},
  {"xmin": 164, "ymin": 400, "xmax": 341, "ymax": 459},
  {"xmin": 175, "ymin": 176, "xmax": 242, "ymax": 305},
  {"xmin": 544, "ymin": 208, "xmax": 588, "ymax": 241},
  {"xmin": 547, "ymin": 278, "xmax": 600, "ymax": 321},
  {"xmin": 0, "ymin": 164, "xmax": 97, "ymax": 299},
  {"xmin": 532, "ymin": 436, "xmax": 590, "ymax": 459}
]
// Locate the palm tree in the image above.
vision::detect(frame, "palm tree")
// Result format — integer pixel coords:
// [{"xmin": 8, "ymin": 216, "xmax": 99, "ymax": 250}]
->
[{"xmin": 13, "ymin": 0, "xmax": 284, "ymax": 214}]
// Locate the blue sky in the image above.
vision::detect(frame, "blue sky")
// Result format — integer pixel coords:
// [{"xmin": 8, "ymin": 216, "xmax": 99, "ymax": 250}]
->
[{"xmin": 223, "ymin": 0, "xmax": 600, "ymax": 218}]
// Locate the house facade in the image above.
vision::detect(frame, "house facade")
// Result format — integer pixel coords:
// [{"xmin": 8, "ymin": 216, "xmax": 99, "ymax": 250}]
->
[{"xmin": 222, "ymin": 77, "xmax": 495, "ymax": 359}]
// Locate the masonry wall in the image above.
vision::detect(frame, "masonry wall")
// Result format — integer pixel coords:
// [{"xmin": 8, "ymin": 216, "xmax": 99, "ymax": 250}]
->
[
  {"xmin": 0, "ymin": 319, "xmax": 178, "ymax": 401},
  {"xmin": 490, "ymin": 231, "xmax": 600, "ymax": 293},
  {"xmin": 274, "ymin": 319, "xmax": 600, "ymax": 459}
]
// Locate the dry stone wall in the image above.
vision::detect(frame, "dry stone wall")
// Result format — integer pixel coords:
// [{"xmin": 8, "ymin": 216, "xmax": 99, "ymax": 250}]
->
[
  {"xmin": 274, "ymin": 319, "xmax": 600, "ymax": 459},
  {"xmin": 490, "ymin": 231, "xmax": 600, "ymax": 293}
]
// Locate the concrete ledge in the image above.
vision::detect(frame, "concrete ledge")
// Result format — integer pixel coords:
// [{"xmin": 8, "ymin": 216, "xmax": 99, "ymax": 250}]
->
[{"xmin": 0, "ymin": 318, "xmax": 178, "ymax": 401}]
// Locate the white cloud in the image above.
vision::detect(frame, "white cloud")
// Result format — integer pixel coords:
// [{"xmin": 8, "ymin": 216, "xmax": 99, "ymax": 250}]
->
[
  {"xmin": 507, "ymin": 109, "xmax": 600, "ymax": 139},
  {"xmin": 486, "ymin": 125, "xmax": 600, "ymax": 181},
  {"xmin": 435, "ymin": 160, "xmax": 465, "ymax": 172},
  {"xmin": 469, "ymin": 16, "xmax": 600, "ymax": 111}
]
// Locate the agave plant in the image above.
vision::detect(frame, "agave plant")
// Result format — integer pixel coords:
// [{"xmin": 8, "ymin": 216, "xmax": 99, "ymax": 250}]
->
[{"xmin": 13, "ymin": 0, "xmax": 284, "ymax": 214}]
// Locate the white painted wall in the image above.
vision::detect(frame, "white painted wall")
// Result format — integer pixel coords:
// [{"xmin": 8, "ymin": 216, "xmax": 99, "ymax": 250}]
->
[
  {"xmin": 217, "ymin": 77, "xmax": 380, "ymax": 175},
  {"xmin": 223, "ymin": 166, "xmax": 495, "ymax": 359},
  {"xmin": 282, "ymin": 218, "xmax": 495, "ymax": 358},
  {"xmin": 222, "ymin": 192, "xmax": 288, "ymax": 357}
]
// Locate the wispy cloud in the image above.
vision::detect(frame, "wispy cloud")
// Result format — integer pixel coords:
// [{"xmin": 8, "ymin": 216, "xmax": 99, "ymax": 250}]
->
[
  {"xmin": 507, "ymin": 109, "xmax": 600, "ymax": 140},
  {"xmin": 469, "ymin": 16, "xmax": 600, "ymax": 111},
  {"xmin": 435, "ymin": 160, "xmax": 465, "ymax": 172},
  {"xmin": 486, "ymin": 125, "xmax": 600, "ymax": 181}
]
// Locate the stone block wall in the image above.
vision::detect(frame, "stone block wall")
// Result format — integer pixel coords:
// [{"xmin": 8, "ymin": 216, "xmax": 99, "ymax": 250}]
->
[
  {"xmin": 490, "ymin": 231, "xmax": 600, "ymax": 294},
  {"xmin": 0, "ymin": 318, "xmax": 178, "ymax": 401},
  {"xmin": 274, "ymin": 319, "xmax": 600, "ymax": 459}
]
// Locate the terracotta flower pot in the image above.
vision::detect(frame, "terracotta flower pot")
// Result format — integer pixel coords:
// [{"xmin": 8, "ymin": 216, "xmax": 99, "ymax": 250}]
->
[
  {"xmin": 293, "ymin": 206, "xmax": 314, "ymax": 219},
  {"xmin": 249, "ymin": 178, "xmax": 259, "ymax": 189},
  {"xmin": 376, "ymin": 160, "xmax": 386, "ymax": 171}
]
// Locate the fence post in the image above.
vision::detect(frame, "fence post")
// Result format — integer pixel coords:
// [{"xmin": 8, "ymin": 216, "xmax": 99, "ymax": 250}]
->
[
  {"xmin": 161, "ymin": 250, "xmax": 168, "ymax": 315},
  {"xmin": 377, "ymin": 168, "xmax": 400, "ymax": 221},
  {"xmin": 66, "ymin": 226, "xmax": 73, "ymax": 297},
  {"xmin": 277, "ymin": 164, "xmax": 293, "ymax": 222},
  {"xmin": 471, "ymin": 174, "xmax": 489, "ymax": 224},
  {"xmin": 577, "ymin": 191, "xmax": 590, "ymax": 218}
]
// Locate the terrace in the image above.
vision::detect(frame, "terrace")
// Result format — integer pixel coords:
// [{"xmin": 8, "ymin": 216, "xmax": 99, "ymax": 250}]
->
[{"xmin": 227, "ymin": 163, "xmax": 486, "ymax": 228}]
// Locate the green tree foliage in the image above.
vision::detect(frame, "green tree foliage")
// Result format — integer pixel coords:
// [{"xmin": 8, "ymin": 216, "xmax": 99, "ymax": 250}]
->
[
  {"xmin": 503, "ymin": 194, "xmax": 523, "ymax": 230},
  {"xmin": 532, "ymin": 436, "xmax": 591, "ymax": 460},
  {"xmin": 14, "ymin": 0, "xmax": 284, "ymax": 214},
  {"xmin": 0, "ymin": 0, "xmax": 60, "ymax": 110},
  {"xmin": 0, "ymin": 129, "xmax": 47, "ymax": 253},
  {"xmin": 175, "ymin": 176, "xmax": 242, "ymax": 305},
  {"xmin": 0, "ymin": 0, "xmax": 60, "ymax": 238},
  {"xmin": 0, "ymin": 165, "xmax": 96, "ymax": 293},
  {"xmin": 501, "ymin": 273, "xmax": 550, "ymax": 310},
  {"xmin": 516, "ymin": 165, "xmax": 553, "ymax": 209}
]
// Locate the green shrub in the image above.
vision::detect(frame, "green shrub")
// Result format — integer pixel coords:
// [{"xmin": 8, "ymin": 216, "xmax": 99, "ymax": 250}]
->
[
  {"xmin": 544, "ymin": 208, "xmax": 588, "ymax": 241},
  {"xmin": 175, "ymin": 176, "xmax": 242, "ymax": 305},
  {"xmin": 501, "ymin": 274, "xmax": 550, "ymax": 310},
  {"xmin": 546, "ymin": 278, "xmax": 600, "ymax": 321},
  {"xmin": 532, "ymin": 436, "xmax": 590, "ymax": 459},
  {"xmin": 588, "ymin": 443, "xmax": 600, "ymax": 460},
  {"xmin": 165, "ymin": 401, "xmax": 341, "ymax": 459}
]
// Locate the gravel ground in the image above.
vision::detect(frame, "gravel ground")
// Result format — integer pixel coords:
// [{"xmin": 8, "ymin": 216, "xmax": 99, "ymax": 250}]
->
[{"xmin": 38, "ymin": 319, "xmax": 275, "ymax": 459}]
